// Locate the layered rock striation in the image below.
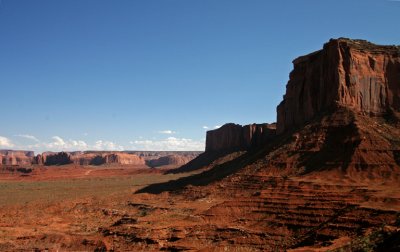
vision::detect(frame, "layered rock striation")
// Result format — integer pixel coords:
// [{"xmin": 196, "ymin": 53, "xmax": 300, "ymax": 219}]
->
[
  {"xmin": 277, "ymin": 38, "xmax": 400, "ymax": 134},
  {"xmin": 205, "ymin": 123, "xmax": 276, "ymax": 152}
]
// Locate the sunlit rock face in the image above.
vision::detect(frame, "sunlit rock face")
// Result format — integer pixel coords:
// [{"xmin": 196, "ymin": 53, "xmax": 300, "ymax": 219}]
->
[
  {"xmin": 277, "ymin": 38, "xmax": 400, "ymax": 134},
  {"xmin": 0, "ymin": 150, "xmax": 34, "ymax": 165}
]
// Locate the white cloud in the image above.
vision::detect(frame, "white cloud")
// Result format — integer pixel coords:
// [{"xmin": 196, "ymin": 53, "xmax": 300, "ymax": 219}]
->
[
  {"xmin": 0, "ymin": 136, "xmax": 14, "ymax": 148},
  {"xmin": 202, "ymin": 126, "xmax": 209, "ymax": 129},
  {"xmin": 71, "ymin": 140, "xmax": 89, "ymax": 148},
  {"xmin": 157, "ymin": 130, "xmax": 176, "ymax": 134},
  {"xmin": 41, "ymin": 136, "xmax": 122, "ymax": 152},
  {"xmin": 92, "ymin": 140, "xmax": 124, "ymax": 151},
  {"xmin": 1, "ymin": 133, "xmax": 204, "ymax": 152},
  {"xmin": 214, "ymin": 125, "xmax": 222, "ymax": 129},
  {"xmin": 15, "ymin": 134, "xmax": 39, "ymax": 142},
  {"xmin": 42, "ymin": 136, "xmax": 86, "ymax": 151},
  {"xmin": 0, "ymin": 134, "xmax": 125, "ymax": 152},
  {"xmin": 131, "ymin": 137, "xmax": 204, "ymax": 151},
  {"xmin": 52, "ymin": 136, "xmax": 66, "ymax": 146}
]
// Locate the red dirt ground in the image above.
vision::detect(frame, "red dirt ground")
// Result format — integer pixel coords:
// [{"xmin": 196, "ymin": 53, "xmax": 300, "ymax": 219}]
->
[{"xmin": 0, "ymin": 159, "xmax": 399, "ymax": 251}]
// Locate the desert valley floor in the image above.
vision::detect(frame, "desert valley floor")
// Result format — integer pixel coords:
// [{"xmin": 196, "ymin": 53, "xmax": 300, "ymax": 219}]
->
[
  {"xmin": 0, "ymin": 165, "xmax": 201, "ymax": 251},
  {"xmin": 0, "ymin": 161, "xmax": 399, "ymax": 251}
]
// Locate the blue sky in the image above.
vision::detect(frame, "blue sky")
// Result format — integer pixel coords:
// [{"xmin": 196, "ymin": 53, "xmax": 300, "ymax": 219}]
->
[{"xmin": 0, "ymin": 0, "xmax": 399, "ymax": 152}]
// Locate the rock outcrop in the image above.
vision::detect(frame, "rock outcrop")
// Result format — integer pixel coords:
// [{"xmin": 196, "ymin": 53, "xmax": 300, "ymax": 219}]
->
[
  {"xmin": 34, "ymin": 151, "xmax": 199, "ymax": 167},
  {"xmin": 0, "ymin": 150, "xmax": 35, "ymax": 165},
  {"xmin": 42, "ymin": 152, "xmax": 146, "ymax": 166},
  {"xmin": 34, "ymin": 154, "xmax": 44, "ymax": 165},
  {"xmin": 146, "ymin": 154, "xmax": 196, "ymax": 168},
  {"xmin": 102, "ymin": 153, "xmax": 145, "ymax": 165},
  {"xmin": 68, "ymin": 152, "xmax": 100, "ymax": 165},
  {"xmin": 277, "ymin": 38, "xmax": 400, "ymax": 134},
  {"xmin": 1, "ymin": 150, "xmax": 201, "ymax": 167},
  {"xmin": 43, "ymin": 152, "xmax": 72, "ymax": 165},
  {"xmin": 205, "ymin": 123, "xmax": 276, "ymax": 152}
]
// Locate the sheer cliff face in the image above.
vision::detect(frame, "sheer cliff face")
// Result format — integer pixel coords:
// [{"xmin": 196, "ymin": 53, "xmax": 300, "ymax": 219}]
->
[
  {"xmin": 205, "ymin": 123, "xmax": 276, "ymax": 152},
  {"xmin": 277, "ymin": 38, "xmax": 400, "ymax": 134}
]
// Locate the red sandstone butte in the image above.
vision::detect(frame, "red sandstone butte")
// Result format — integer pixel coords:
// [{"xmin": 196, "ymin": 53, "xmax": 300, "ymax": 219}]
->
[
  {"xmin": 277, "ymin": 38, "xmax": 400, "ymax": 134},
  {"xmin": 0, "ymin": 150, "xmax": 34, "ymax": 165},
  {"xmin": 205, "ymin": 123, "xmax": 276, "ymax": 152}
]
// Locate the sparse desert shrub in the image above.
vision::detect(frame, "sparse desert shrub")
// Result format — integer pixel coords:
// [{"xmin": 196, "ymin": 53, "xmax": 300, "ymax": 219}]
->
[
  {"xmin": 334, "ymin": 227, "xmax": 400, "ymax": 252},
  {"xmin": 395, "ymin": 214, "xmax": 400, "ymax": 226},
  {"xmin": 138, "ymin": 209, "xmax": 148, "ymax": 217}
]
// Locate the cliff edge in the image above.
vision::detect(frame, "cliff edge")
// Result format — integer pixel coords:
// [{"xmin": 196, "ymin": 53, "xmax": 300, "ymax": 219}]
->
[{"xmin": 277, "ymin": 38, "xmax": 400, "ymax": 134}]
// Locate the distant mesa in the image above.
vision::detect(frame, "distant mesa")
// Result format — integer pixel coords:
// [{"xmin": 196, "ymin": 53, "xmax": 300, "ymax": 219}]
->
[
  {"xmin": 145, "ymin": 154, "xmax": 198, "ymax": 168},
  {"xmin": 43, "ymin": 152, "xmax": 72, "ymax": 166},
  {"xmin": 0, "ymin": 150, "xmax": 34, "ymax": 166},
  {"xmin": 1, "ymin": 150, "xmax": 201, "ymax": 168},
  {"xmin": 205, "ymin": 123, "xmax": 276, "ymax": 152},
  {"xmin": 36, "ymin": 151, "xmax": 146, "ymax": 166},
  {"xmin": 69, "ymin": 152, "xmax": 146, "ymax": 166}
]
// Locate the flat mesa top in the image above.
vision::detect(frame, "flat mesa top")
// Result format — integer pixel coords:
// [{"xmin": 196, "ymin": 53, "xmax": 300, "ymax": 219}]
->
[
  {"xmin": 333, "ymin": 37, "xmax": 400, "ymax": 52},
  {"xmin": 293, "ymin": 38, "xmax": 400, "ymax": 64}
]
